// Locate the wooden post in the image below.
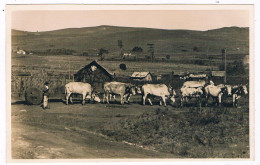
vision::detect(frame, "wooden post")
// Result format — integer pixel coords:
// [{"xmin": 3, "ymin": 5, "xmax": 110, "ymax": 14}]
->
[
  {"xmin": 224, "ymin": 49, "xmax": 227, "ymax": 83},
  {"xmin": 222, "ymin": 49, "xmax": 227, "ymax": 83}
]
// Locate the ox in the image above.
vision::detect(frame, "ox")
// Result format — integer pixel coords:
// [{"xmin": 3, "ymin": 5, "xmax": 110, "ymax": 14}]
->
[
  {"xmin": 232, "ymin": 84, "xmax": 248, "ymax": 107},
  {"xmin": 204, "ymin": 84, "xmax": 229, "ymax": 106},
  {"xmin": 65, "ymin": 82, "xmax": 100, "ymax": 105},
  {"xmin": 182, "ymin": 80, "xmax": 206, "ymax": 88},
  {"xmin": 180, "ymin": 87, "xmax": 204, "ymax": 107},
  {"xmin": 103, "ymin": 82, "xmax": 136, "ymax": 104},
  {"xmin": 142, "ymin": 84, "xmax": 176, "ymax": 106}
]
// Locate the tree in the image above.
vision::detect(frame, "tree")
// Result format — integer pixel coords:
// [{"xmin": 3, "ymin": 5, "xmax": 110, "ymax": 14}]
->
[
  {"xmin": 119, "ymin": 63, "xmax": 127, "ymax": 70},
  {"xmin": 118, "ymin": 40, "xmax": 124, "ymax": 59},
  {"xmin": 98, "ymin": 48, "xmax": 108, "ymax": 61},
  {"xmin": 131, "ymin": 46, "xmax": 143, "ymax": 60}
]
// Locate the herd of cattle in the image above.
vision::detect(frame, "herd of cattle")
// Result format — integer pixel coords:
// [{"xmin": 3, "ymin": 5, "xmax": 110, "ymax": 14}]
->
[{"xmin": 64, "ymin": 80, "xmax": 248, "ymax": 108}]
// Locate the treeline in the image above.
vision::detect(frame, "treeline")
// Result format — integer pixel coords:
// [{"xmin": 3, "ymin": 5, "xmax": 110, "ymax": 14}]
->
[{"xmin": 32, "ymin": 48, "xmax": 76, "ymax": 55}]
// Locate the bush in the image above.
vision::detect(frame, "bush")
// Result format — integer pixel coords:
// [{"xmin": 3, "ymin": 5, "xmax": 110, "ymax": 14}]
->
[
  {"xmin": 219, "ymin": 60, "xmax": 246, "ymax": 75},
  {"xmin": 193, "ymin": 46, "xmax": 200, "ymax": 52},
  {"xmin": 194, "ymin": 59, "xmax": 205, "ymax": 65},
  {"xmin": 119, "ymin": 63, "xmax": 127, "ymax": 70}
]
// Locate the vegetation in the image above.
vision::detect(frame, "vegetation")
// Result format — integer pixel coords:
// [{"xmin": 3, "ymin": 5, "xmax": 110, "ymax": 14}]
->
[
  {"xmin": 219, "ymin": 60, "xmax": 246, "ymax": 75},
  {"xmin": 119, "ymin": 63, "xmax": 127, "ymax": 71},
  {"xmin": 12, "ymin": 26, "xmax": 249, "ymax": 60},
  {"xmin": 98, "ymin": 48, "xmax": 109, "ymax": 61},
  {"xmin": 100, "ymin": 106, "xmax": 249, "ymax": 158}
]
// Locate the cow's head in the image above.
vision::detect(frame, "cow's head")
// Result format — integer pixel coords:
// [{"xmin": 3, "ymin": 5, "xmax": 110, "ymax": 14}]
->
[
  {"xmin": 126, "ymin": 85, "xmax": 137, "ymax": 95},
  {"xmin": 136, "ymin": 86, "xmax": 142, "ymax": 94},
  {"xmin": 169, "ymin": 96, "xmax": 176, "ymax": 104},
  {"xmin": 92, "ymin": 94, "xmax": 101, "ymax": 102},
  {"xmin": 130, "ymin": 86, "xmax": 137, "ymax": 95},
  {"xmin": 242, "ymin": 85, "xmax": 248, "ymax": 95},
  {"xmin": 226, "ymin": 85, "xmax": 232, "ymax": 96}
]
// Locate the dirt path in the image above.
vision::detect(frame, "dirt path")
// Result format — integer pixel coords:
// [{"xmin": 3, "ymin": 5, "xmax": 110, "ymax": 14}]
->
[{"xmin": 11, "ymin": 101, "xmax": 176, "ymax": 159}]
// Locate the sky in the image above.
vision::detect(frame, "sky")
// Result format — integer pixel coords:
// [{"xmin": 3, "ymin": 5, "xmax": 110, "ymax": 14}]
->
[{"xmin": 12, "ymin": 10, "xmax": 249, "ymax": 32}]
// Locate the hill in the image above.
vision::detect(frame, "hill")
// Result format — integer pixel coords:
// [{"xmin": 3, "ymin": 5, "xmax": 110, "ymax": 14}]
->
[{"xmin": 11, "ymin": 25, "xmax": 249, "ymax": 58}]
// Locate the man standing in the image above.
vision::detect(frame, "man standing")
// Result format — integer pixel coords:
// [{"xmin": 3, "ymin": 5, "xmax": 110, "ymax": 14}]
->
[{"xmin": 42, "ymin": 81, "xmax": 50, "ymax": 109}]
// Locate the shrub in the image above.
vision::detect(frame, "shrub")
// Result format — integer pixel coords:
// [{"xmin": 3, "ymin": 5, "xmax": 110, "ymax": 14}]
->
[
  {"xmin": 193, "ymin": 46, "xmax": 200, "ymax": 52},
  {"xmin": 119, "ymin": 63, "xmax": 127, "ymax": 70}
]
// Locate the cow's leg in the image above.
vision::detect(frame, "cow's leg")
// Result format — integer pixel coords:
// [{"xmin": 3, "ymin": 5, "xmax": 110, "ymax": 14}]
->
[
  {"xmin": 103, "ymin": 93, "xmax": 106, "ymax": 103},
  {"xmin": 66, "ymin": 93, "xmax": 71, "ymax": 105},
  {"xmin": 159, "ymin": 98, "xmax": 162, "ymax": 106},
  {"xmin": 106, "ymin": 92, "xmax": 110, "ymax": 104},
  {"xmin": 147, "ymin": 97, "xmax": 153, "ymax": 106},
  {"xmin": 205, "ymin": 95, "xmax": 209, "ymax": 107},
  {"xmin": 233, "ymin": 94, "xmax": 238, "ymax": 107},
  {"xmin": 69, "ymin": 95, "xmax": 73, "ymax": 104},
  {"xmin": 125, "ymin": 94, "xmax": 132, "ymax": 104},
  {"xmin": 180, "ymin": 97, "xmax": 184, "ymax": 107},
  {"xmin": 162, "ymin": 96, "xmax": 166, "ymax": 107},
  {"xmin": 120, "ymin": 94, "xmax": 124, "ymax": 105},
  {"xmin": 143, "ymin": 94, "xmax": 148, "ymax": 105},
  {"xmin": 218, "ymin": 94, "xmax": 223, "ymax": 107},
  {"xmin": 82, "ymin": 93, "xmax": 86, "ymax": 105}
]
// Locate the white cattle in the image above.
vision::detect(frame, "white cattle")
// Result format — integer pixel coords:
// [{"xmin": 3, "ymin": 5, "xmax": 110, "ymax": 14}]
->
[
  {"xmin": 204, "ymin": 84, "xmax": 228, "ymax": 106},
  {"xmin": 103, "ymin": 82, "xmax": 136, "ymax": 104},
  {"xmin": 142, "ymin": 84, "xmax": 176, "ymax": 106},
  {"xmin": 180, "ymin": 87, "xmax": 204, "ymax": 107},
  {"xmin": 182, "ymin": 80, "xmax": 206, "ymax": 88},
  {"xmin": 232, "ymin": 84, "xmax": 248, "ymax": 107},
  {"xmin": 65, "ymin": 82, "xmax": 95, "ymax": 105}
]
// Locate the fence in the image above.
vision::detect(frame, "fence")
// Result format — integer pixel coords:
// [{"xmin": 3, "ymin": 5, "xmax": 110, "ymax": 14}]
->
[{"xmin": 11, "ymin": 75, "xmax": 73, "ymax": 98}]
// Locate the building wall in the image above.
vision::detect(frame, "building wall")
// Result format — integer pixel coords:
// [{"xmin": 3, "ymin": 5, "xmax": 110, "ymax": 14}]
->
[
  {"xmin": 74, "ymin": 66, "xmax": 112, "ymax": 93},
  {"xmin": 144, "ymin": 74, "xmax": 152, "ymax": 81}
]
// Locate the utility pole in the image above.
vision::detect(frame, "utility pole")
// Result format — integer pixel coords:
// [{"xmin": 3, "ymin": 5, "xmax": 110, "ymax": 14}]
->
[
  {"xmin": 222, "ymin": 49, "xmax": 227, "ymax": 83},
  {"xmin": 147, "ymin": 43, "xmax": 155, "ymax": 62}
]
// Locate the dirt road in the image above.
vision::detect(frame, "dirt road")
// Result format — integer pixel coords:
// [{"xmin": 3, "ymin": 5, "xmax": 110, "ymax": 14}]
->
[{"xmin": 11, "ymin": 99, "xmax": 176, "ymax": 159}]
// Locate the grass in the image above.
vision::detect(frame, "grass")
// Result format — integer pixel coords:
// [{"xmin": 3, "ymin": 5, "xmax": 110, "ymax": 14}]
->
[
  {"xmin": 11, "ymin": 98, "xmax": 249, "ymax": 158},
  {"xmin": 100, "ymin": 105, "xmax": 249, "ymax": 158},
  {"xmin": 12, "ymin": 26, "xmax": 249, "ymax": 58}
]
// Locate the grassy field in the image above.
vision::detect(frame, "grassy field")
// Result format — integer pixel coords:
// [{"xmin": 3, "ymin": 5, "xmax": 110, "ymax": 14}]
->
[
  {"xmin": 12, "ymin": 54, "xmax": 220, "ymax": 78},
  {"xmin": 11, "ymin": 95, "xmax": 249, "ymax": 159},
  {"xmin": 12, "ymin": 26, "xmax": 249, "ymax": 57}
]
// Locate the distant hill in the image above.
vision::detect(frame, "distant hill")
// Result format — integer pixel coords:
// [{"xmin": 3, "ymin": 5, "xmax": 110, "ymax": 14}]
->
[{"xmin": 12, "ymin": 25, "xmax": 249, "ymax": 58}]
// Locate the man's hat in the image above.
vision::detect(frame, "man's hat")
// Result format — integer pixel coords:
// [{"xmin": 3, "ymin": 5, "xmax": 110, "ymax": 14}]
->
[{"xmin": 44, "ymin": 81, "xmax": 49, "ymax": 85}]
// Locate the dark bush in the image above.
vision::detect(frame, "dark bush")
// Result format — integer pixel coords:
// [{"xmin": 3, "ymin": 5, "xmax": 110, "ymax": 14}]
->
[
  {"xmin": 194, "ymin": 59, "xmax": 205, "ymax": 65},
  {"xmin": 193, "ymin": 46, "xmax": 200, "ymax": 52},
  {"xmin": 119, "ymin": 63, "xmax": 127, "ymax": 70}
]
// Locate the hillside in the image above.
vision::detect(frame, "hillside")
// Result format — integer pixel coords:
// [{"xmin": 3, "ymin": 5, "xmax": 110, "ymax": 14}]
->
[{"xmin": 12, "ymin": 25, "xmax": 249, "ymax": 58}]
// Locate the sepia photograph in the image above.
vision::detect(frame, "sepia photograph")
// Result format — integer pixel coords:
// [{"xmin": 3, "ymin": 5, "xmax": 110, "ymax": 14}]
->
[{"xmin": 6, "ymin": 4, "xmax": 254, "ymax": 161}]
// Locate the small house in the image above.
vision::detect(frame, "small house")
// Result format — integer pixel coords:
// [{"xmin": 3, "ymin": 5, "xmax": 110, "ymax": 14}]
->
[
  {"xmin": 17, "ymin": 49, "xmax": 26, "ymax": 55},
  {"xmin": 130, "ymin": 72, "xmax": 153, "ymax": 81},
  {"xmin": 74, "ymin": 61, "xmax": 114, "ymax": 92},
  {"xmin": 188, "ymin": 73, "xmax": 208, "ymax": 81}
]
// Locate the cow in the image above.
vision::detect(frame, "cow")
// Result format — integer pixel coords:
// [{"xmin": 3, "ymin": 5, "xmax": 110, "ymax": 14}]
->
[
  {"xmin": 103, "ymin": 82, "xmax": 137, "ymax": 104},
  {"xmin": 180, "ymin": 87, "xmax": 204, "ymax": 107},
  {"xmin": 65, "ymin": 82, "xmax": 98, "ymax": 105},
  {"xmin": 142, "ymin": 84, "xmax": 176, "ymax": 106},
  {"xmin": 232, "ymin": 84, "xmax": 248, "ymax": 107},
  {"xmin": 182, "ymin": 80, "xmax": 207, "ymax": 88},
  {"xmin": 204, "ymin": 84, "xmax": 229, "ymax": 106}
]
